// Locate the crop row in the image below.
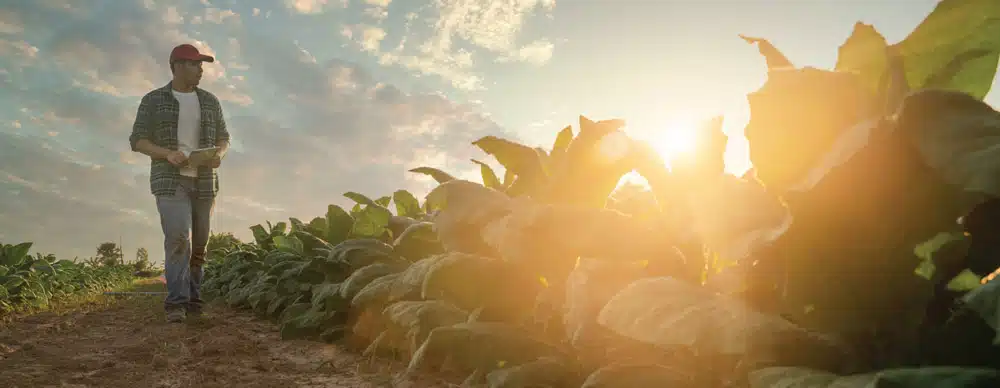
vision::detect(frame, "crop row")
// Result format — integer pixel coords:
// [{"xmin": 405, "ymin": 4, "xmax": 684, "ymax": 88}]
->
[
  {"xmin": 202, "ymin": 0, "xmax": 1000, "ymax": 386},
  {"xmin": 0, "ymin": 242, "xmax": 135, "ymax": 315}
]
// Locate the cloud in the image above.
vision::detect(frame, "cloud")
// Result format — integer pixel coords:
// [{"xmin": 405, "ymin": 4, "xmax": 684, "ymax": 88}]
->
[
  {"xmin": 341, "ymin": 0, "xmax": 557, "ymax": 90},
  {"xmin": 284, "ymin": 0, "xmax": 348, "ymax": 15},
  {"xmin": 0, "ymin": 8, "xmax": 24, "ymax": 34},
  {"xmin": 0, "ymin": 0, "xmax": 516, "ymax": 262}
]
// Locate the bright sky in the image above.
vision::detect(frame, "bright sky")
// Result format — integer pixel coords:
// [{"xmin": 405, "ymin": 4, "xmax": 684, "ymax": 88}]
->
[{"xmin": 1, "ymin": 0, "xmax": 998, "ymax": 262}]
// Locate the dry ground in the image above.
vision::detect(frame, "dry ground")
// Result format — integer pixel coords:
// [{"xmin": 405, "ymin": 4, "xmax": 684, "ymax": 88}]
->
[{"xmin": 0, "ymin": 278, "xmax": 447, "ymax": 388}]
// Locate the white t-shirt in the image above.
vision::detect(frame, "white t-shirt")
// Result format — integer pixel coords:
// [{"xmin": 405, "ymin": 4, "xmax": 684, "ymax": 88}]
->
[{"xmin": 172, "ymin": 89, "xmax": 201, "ymax": 177}]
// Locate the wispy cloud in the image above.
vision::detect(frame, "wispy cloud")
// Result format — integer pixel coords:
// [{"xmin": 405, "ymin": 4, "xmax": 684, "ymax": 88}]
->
[
  {"xmin": 341, "ymin": 0, "xmax": 556, "ymax": 90},
  {"xmin": 0, "ymin": 0, "xmax": 530, "ymax": 261}
]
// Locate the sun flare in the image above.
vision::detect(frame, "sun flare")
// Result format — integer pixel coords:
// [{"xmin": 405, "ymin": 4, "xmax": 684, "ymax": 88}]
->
[{"xmin": 649, "ymin": 120, "xmax": 699, "ymax": 162}]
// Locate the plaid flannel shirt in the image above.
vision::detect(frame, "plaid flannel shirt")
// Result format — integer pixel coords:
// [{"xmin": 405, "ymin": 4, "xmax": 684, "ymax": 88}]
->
[{"xmin": 128, "ymin": 81, "xmax": 231, "ymax": 199}]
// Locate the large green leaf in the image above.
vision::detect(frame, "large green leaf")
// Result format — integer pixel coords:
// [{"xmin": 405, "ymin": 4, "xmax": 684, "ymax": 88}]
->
[
  {"xmin": 382, "ymin": 300, "xmax": 469, "ymax": 354},
  {"xmin": 352, "ymin": 206, "xmax": 392, "ymax": 239},
  {"xmin": 279, "ymin": 304, "xmax": 330, "ymax": 340},
  {"xmin": 896, "ymin": 89, "xmax": 1000, "ymax": 197},
  {"xmin": 344, "ymin": 192, "xmax": 388, "ymax": 211},
  {"xmin": 306, "ymin": 217, "xmax": 326, "ymax": 234},
  {"xmin": 269, "ymin": 221, "xmax": 288, "ymax": 236},
  {"xmin": 327, "ymin": 238, "xmax": 404, "ymax": 270},
  {"xmin": 597, "ymin": 277, "xmax": 847, "ymax": 370},
  {"xmin": 423, "ymin": 180, "xmax": 511, "ymax": 256},
  {"xmin": 471, "ymin": 159, "xmax": 503, "ymax": 190},
  {"xmin": 339, "ymin": 263, "xmax": 401, "ymax": 301},
  {"xmin": 541, "ymin": 116, "xmax": 641, "ymax": 207},
  {"xmin": 249, "ymin": 224, "xmax": 270, "ymax": 247},
  {"xmin": 893, "ymin": 0, "xmax": 1000, "ymax": 99},
  {"xmin": 272, "ymin": 235, "xmax": 304, "ymax": 255},
  {"xmin": 408, "ymin": 167, "xmax": 456, "ymax": 184},
  {"xmin": 288, "ymin": 217, "xmax": 306, "ymax": 233},
  {"xmin": 550, "ymin": 125, "xmax": 574, "ymax": 157},
  {"xmin": 961, "ymin": 277, "xmax": 1000, "ymax": 344},
  {"xmin": 835, "ymin": 22, "xmax": 889, "ymax": 96},
  {"xmin": 749, "ymin": 366, "xmax": 1000, "ymax": 388},
  {"xmin": 392, "ymin": 222, "xmax": 444, "ymax": 261},
  {"xmin": 743, "ymin": 67, "xmax": 879, "ymax": 192},
  {"xmin": 472, "ymin": 136, "xmax": 548, "ymax": 196},
  {"xmin": 406, "ymin": 322, "xmax": 566, "ymax": 378},
  {"xmin": 1, "ymin": 242, "xmax": 32, "ymax": 267},
  {"xmin": 344, "ymin": 192, "xmax": 394, "ymax": 239},
  {"xmin": 325, "ymin": 204, "xmax": 354, "ymax": 245},
  {"xmin": 392, "ymin": 189, "xmax": 423, "ymax": 218}
]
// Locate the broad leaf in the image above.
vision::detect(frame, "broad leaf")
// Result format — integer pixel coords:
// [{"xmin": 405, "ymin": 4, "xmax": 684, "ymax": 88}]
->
[
  {"xmin": 392, "ymin": 222, "xmax": 445, "ymax": 261},
  {"xmin": 893, "ymin": 0, "xmax": 1000, "ymax": 99},
  {"xmin": 744, "ymin": 67, "xmax": 879, "ymax": 192},
  {"xmin": 272, "ymin": 235, "xmax": 304, "ymax": 255},
  {"xmin": 424, "ymin": 180, "xmax": 511, "ymax": 256},
  {"xmin": 481, "ymin": 198, "xmax": 687, "ymax": 281},
  {"xmin": 1, "ymin": 242, "xmax": 32, "ymax": 267},
  {"xmin": 896, "ymin": 89, "xmax": 1000, "ymax": 197},
  {"xmin": 835, "ymin": 22, "xmax": 889, "ymax": 96},
  {"xmin": 564, "ymin": 258, "xmax": 654, "ymax": 348},
  {"xmin": 551, "ymin": 125, "xmax": 574, "ymax": 156},
  {"xmin": 327, "ymin": 238, "xmax": 402, "ymax": 270},
  {"xmin": 472, "ymin": 136, "xmax": 546, "ymax": 178},
  {"xmin": 249, "ymin": 224, "xmax": 270, "ymax": 247},
  {"xmin": 382, "ymin": 300, "xmax": 469, "ymax": 354},
  {"xmin": 408, "ymin": 167, "xmax": 456, "ymax": 184},
  {"xmin": 597, "ymin": 277, "xmax": 847, "ymax": 369},
  {"xmin": 407, "ymin": 322, "xmax": 566, "ymax": 377},
  {"xmin": 344, "ymin": 192, "xmax": 386, "ymax": 210},
  {"xmin": 543, "ymin": 116, "xmax": 641, "ymax": 207},
  {"xmin": 307, "ymin": 217, "xmax": 326, "ymax": 234},
  {"xmin": 325, "ymin": 204, "xmax": 354, "ymax": 245},
  {"xmin": 339, "ymin": 263, "xmax": 400, "ymax": 301},
  {"xmin": 740, "ymin": 34, "xmax": 795, "ymax": 70},
  {"xmin": 345, "ymin": 192, "xmax": 394, "ymax": 239},
  {"xmin": 471, "ymin": 159, "xmax": 503, "ymax": 190},
  {"xmin": 288, "ymin": 217, "xmax": 306, "ymax": 235},
  {"xmin": 961, "ymin": 277, "xmax": 1000, "ymax": 344},
  {"xmin": 392, "ymin": 189, "xmax": 423, "ymax": 218}
]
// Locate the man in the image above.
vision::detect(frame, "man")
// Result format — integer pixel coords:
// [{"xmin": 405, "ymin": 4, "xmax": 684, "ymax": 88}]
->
[{"xmin": 128, "ymin": 43, "xmax": 231, "ymax": 323}]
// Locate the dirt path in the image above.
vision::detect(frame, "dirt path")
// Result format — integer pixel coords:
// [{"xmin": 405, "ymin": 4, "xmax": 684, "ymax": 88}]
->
[{"xmin": 0, "ymin": 279, "xmax": 447, "ymax": 388}]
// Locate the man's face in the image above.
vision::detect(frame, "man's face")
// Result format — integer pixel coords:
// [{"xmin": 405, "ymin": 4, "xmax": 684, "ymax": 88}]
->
[{"xmin": 173, "ymin": 60, "xmax": 203, "ymax": 85}]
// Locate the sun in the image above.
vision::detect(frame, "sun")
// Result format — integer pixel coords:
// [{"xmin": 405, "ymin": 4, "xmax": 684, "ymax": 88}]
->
[{"xmin": 649, "ymin": 120, "xmax": 699, "ymax": 162}]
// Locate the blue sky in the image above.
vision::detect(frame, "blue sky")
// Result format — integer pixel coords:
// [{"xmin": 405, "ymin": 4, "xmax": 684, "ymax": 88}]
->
[{"xmin": 1, "ymin": 0, "xmax": 997, "ymax": 262}]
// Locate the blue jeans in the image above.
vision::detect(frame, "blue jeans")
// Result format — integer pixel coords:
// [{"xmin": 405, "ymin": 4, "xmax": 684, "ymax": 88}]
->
[{"xmin": 155, "ymin": 177, "xmax": 215, "ymax": 312}]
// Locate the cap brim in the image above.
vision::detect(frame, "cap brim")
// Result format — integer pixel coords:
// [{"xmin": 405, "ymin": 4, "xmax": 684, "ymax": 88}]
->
[{"xmin": 173, "ymin": 54, "xmax": 215, "ymax": 63}]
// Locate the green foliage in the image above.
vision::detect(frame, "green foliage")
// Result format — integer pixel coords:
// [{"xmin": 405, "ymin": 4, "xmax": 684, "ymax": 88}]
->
[
  {"xmin": 0, "ymin": 241, "xmax": 135, "ymax": 313},
  {"xmin": 199, "ymin": 2, "xmax": 1000, "ymax": 387}
]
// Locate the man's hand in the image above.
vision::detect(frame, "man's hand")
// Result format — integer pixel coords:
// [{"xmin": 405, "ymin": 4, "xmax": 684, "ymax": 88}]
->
[
  {"xmin": 166, "ymin": 150, "xmax": 188, "ymax": 167},
  {"xmin": 206, "ymin": 156, "xmax": 222, "ymax": 169}
]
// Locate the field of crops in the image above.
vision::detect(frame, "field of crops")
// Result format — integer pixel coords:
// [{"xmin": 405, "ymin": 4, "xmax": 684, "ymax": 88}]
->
[
  {"xmin": 0, "ymin": 242, "xmax": 135, "ymax": 315},
  {"xmin": 206, "ymin": 0, "xmax": 1000, "ymax": 386}
]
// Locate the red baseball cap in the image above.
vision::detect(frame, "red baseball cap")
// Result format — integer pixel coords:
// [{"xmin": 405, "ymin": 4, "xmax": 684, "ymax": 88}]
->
[{"xmin": 169, "ymin": 43, "xmax": 215, "ymax": 63}]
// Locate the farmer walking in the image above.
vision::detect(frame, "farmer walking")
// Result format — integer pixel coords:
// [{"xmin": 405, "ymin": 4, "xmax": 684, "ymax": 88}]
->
[{"xmin": 128, "ymin": 43, "xmax": 231, "ymax": 323}]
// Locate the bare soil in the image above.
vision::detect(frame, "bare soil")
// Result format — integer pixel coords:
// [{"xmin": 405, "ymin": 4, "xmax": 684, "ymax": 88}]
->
[{"xmin": 0, "ymin": 278, "xmax": 447, "ymax": 388}]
